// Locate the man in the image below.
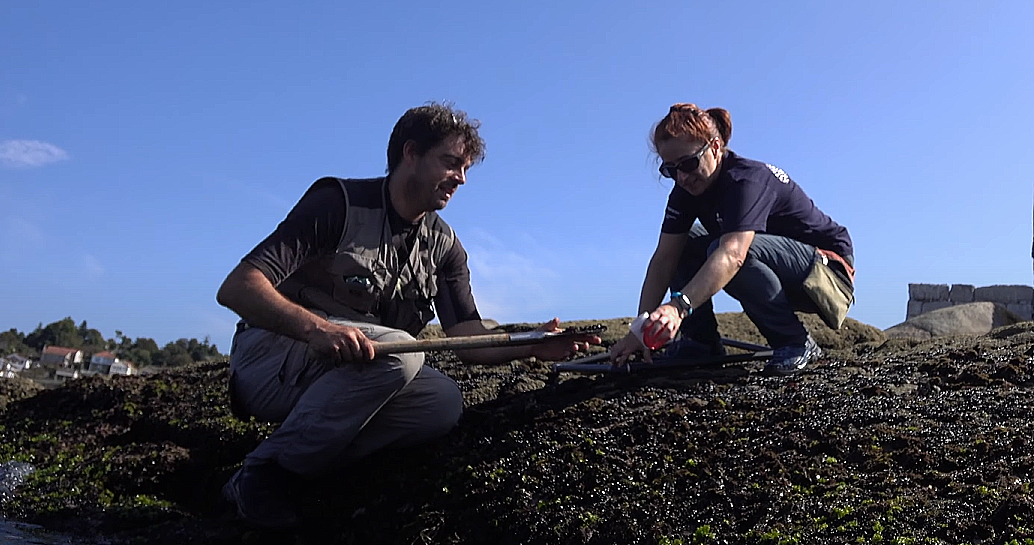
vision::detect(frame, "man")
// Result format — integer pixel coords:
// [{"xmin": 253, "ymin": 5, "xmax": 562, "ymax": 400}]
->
[{"xmin": 216, "ymin": 103, "xmax": 599, "ymax": 528}]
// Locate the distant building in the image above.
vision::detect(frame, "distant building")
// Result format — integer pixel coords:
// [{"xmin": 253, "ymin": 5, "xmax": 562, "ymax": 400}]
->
[
  {"xmin": 109, "ymin": 360, "xmax": 137, "ymax": 376},
  {"xmin": 0, "ymin": 354, "xmax": 32, "ymax": 372},
  {"xmin": 87, "ymin": 351, "xmax": 118, "ymax": 375},
  {"xmin": 0, "ymin": 357, "xmax": 23, "ymax": 378},
  {"xmin": 1, "ymin": 354, "xmax": 33, "ymax": 378},
  {"xmin": 54, "ymin": 368, "xmax": 81, "ymax": 382},
  {"xmin": 40, "ymin": 346, "xmax": 84, "ymax": 368}
]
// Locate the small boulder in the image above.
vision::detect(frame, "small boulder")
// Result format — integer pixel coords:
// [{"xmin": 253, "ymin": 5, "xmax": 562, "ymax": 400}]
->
[{"xmin": 883, "ymin": 302, "xmax": 1024, "ymax": 339}]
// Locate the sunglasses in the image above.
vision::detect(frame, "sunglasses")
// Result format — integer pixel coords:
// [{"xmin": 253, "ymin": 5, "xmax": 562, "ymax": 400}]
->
[{"xmin": 658, "ymin": 140, "xmax": 714, "ymax": 179}]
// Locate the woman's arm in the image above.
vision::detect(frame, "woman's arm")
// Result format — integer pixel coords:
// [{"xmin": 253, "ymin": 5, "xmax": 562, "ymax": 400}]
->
[
  {"xmin": 678, "ymin": 230, "xmax": 754, "ymax": 308},
  {"xmin": 610, "ymin": 232, "xmax": 687, "ymax": 364},
  {"xmin": 637, "ymin": 232, "xmax": 689, "ymax": 313}
]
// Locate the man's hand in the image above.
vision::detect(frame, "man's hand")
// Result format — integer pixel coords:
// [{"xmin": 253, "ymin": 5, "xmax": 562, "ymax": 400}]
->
[
  {"xmin": 529, "ymin": 317, "xmax": 602, "ymax": 362},
  {"xmin": 306, "ymin": 322, "xmax": 376, "ymax": 364}
]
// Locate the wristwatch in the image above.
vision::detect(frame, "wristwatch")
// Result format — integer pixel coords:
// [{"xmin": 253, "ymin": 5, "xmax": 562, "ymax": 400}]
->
[{"xmin": 669, "ymin": 291, "xmax": 693, "ymax": 318}]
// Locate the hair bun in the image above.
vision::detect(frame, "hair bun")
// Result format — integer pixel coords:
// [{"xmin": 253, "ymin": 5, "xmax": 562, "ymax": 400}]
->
[{"xmin": 669, "ymin": 103, "xmax": 700, "ymax": 114}]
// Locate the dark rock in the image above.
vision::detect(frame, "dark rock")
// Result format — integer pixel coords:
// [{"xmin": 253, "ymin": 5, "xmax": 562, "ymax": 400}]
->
[{"xmin": 1, "ymin": 312, "xmax": 1033, "ymax": 545}]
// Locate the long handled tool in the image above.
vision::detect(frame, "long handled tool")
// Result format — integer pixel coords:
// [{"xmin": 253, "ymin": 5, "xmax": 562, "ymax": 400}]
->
[
  {"xmin": 374, "ymin": 325, "xmax": 606, "ymax": 356},
  {"xmin": 551, "ymin": 337, "xmax": 771, "ymax": 376}
]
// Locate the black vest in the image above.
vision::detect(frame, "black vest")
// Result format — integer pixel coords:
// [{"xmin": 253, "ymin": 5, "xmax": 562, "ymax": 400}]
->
[{"xmin": 278, "ymin": 177, "xmax": 456, "ymax": 336}]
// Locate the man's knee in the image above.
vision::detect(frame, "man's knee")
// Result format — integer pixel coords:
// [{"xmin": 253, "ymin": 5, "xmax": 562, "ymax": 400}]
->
[
  {"xmin": 425, "ymin": 376, "xmax": 464, "ymax": 437},
  {"xmin": 378, "ymin": 329, "xmax": 425, "ymax": 383},
  {"xmin": 393, "ymin": 352, "xmax": 424, "ymax": 384}
]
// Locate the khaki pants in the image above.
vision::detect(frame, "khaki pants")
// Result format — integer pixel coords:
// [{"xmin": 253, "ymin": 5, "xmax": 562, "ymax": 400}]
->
[{"xmin": 229, "ymin": 318, "xmax": 463, "ymax": 479}]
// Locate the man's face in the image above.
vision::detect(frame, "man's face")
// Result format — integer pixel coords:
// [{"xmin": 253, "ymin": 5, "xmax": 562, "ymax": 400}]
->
[{"xmin": 408, "ymin": 135, "xmax": 471, "ymax": 212}]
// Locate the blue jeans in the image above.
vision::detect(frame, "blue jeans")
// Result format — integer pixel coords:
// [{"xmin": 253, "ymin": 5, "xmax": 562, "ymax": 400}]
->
[{"xmin": 671, "ymin": 224, "xmax": 829, "ymax": 348}]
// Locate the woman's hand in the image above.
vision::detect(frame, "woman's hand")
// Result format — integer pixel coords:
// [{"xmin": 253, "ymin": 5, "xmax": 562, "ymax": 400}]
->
[
  {"xmin": 641, "ymin": 304, "xmax": 684, "ymax": 349},
  {"xmin": 609, "ymin": 331, "xmax": 651, "ymax": 367}
]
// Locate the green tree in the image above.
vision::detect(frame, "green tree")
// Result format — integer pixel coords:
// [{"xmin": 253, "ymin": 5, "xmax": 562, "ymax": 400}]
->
[
  {"xmin": 158, "ymin": 342, "xmax": 193, "ymax": 367},
  {"xmin": 0, "ymin": 328, "xmax": 32, "ymax": 356},
  {"xmin": 123, "ymin": 337, "xmax": 159, "ymax": 367},
  {"xmin": 25, "ymin": 317, "xmax": 83, "ymax": 350},
  {"xmin": 77, "ymin": 320, "xmax": 106, "ymax": 349},
  {"xmin": 133, "ymin": 337, "xmax": 160, "ymax": 354},
  {"xmin": 124, "ymin": 347, "xmax": 153, "ymax": 367}
]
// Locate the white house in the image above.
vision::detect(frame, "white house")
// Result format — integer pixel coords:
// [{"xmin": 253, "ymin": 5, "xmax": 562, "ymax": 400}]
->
[
  {"xmin": 88, "ymin": 351, "xmax": 118, "ymax": 375},
  {"xmin": 40, "ymin": 346, "xmax": 84, "ymax": 368},
  {"xmin": 54, "ymin": 368, "xmax": 81, "ymax": 382},
  {"xmin": 109, "ymin": 360, "xmax": 137, "ymax": 376},
  {"xmin": 0, "ymin": 361, "xmax": 17, "ymax": 379},
  {"xmin": 0, "ymin": 355, "xmax": 36, "ymax": 378}
]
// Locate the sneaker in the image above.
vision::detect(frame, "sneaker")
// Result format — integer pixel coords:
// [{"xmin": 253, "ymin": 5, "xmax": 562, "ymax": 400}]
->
[
  {"xmin": 662, "ymin": 338, "xmax": 727, "ymax": 360},
  {"xmin": 764, "ymin": 335, "xmax": 822, "ymax": 376},
  {"xmin": 222, "ymin": 463, "xmax": 300, "ymax": 528}
]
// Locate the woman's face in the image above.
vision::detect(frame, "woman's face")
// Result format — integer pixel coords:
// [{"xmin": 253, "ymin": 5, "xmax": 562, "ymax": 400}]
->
[{"xmin": 657, "ymin": 136, "xmax": 720, "ymax": 196}]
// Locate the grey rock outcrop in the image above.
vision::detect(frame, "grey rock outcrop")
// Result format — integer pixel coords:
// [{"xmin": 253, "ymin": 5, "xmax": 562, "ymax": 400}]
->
[{"xmin": 885, "ymin": 301, "xmax": 1024, "ymax": 339}]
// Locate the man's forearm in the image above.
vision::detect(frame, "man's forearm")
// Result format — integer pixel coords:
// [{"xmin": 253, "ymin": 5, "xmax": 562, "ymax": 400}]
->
[
  {"xmin": 217, "ymin": 264, "xmax": 324, "ymax": 343},
  {"xmin": 445, "ymin": 320, "xmax": 531, "ymax": 365}
]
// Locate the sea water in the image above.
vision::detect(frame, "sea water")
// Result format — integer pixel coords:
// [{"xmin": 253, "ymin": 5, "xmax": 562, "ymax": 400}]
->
[{"xmin": 0, "ymin": 462, "xmax": 93, "ymax": 544}]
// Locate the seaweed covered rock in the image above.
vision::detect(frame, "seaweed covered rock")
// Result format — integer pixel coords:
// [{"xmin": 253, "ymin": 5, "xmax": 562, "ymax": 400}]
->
[
  {"xmin": 2, "ymin": 314, "xmax": 1034, "ymax": 545},
  {"xmin": 0, "ymin": 360, "xmax": 274, "ymax": 536},
  {"xmin": 0, "ymin": 376, "xmax": 44, "ymax": 413}
]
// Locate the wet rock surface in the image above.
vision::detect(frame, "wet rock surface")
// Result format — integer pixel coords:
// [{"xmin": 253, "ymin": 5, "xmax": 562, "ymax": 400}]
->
[
  {"xmin": 2, "ymin": 314, "xmax": 1034, "ymax": 544},
  {"xmin": 0, "ymin": 376, "xmax": 44, "ymax": 413}
]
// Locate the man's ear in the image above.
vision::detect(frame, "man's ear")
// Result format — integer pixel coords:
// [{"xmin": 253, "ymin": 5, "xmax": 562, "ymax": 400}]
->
[{"xmin": 401, "ymin": 139, "xmax": 420, "ymax": 164}]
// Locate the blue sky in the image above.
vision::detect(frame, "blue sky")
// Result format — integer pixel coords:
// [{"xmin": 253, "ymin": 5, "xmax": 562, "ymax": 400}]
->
[{"xmin": 2, "ymin": 0, "xmax": 1032, "ymax": 352}]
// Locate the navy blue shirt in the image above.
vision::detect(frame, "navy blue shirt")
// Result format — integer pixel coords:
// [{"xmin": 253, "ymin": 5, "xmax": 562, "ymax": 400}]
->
[{"xmin": 661, "ymin": 150, "xmax": 853, "ymax": 258}]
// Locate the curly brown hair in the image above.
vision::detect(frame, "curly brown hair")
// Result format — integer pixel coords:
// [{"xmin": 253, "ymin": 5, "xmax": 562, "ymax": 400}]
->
[{"xmin": 386, "ymin": 102, "xmax": 486, "ymax": 174}]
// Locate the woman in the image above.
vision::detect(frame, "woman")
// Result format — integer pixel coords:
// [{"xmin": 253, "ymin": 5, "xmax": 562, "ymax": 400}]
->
[{"xmin": 610, "ymin": 103, "xmax": 854, "ymax": 375}]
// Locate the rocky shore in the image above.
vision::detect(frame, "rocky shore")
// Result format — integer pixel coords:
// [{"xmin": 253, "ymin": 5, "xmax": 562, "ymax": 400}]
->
[{"xmin": 2, "ymin": 313, "xmax": 1034, "ymax": 545}]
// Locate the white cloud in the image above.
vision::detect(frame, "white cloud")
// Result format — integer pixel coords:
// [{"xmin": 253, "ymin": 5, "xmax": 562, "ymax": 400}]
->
[
  {"xmin": 464, "ymin": 233, "xmax": 563, "ymax": 324},
  {"xmin": 0, "ymin": 140, "xmax": 70, "ymax": 169},
  {"xmin": 81, "ymin": 254, "xmax": 105, "ymax": 280}
]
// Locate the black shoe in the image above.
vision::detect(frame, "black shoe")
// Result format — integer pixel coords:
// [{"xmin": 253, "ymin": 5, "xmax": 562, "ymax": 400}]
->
[
  {"xmin": 222, "ymin": 463, "xmax": 300, "ymax": 528},
  {"xmin": 662, "ymin": 338, "xmax": 727, "ymax": 360}
]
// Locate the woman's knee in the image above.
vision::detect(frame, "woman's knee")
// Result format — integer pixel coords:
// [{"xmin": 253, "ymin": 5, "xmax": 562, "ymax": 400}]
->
[{"xmin": 724, "ymin": 257, "xmax": 781, "ymax": 300}]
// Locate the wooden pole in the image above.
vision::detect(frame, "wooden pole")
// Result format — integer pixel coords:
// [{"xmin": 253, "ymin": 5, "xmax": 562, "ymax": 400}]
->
[{"xmin": 375, "ymin": 330, "xmax": 561, "ymax": 356}]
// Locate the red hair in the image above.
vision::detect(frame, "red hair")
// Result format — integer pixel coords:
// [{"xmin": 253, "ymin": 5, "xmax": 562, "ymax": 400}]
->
[{"xmin": 651, "ymin": 103, "xmax": 732, "ymax": 152}]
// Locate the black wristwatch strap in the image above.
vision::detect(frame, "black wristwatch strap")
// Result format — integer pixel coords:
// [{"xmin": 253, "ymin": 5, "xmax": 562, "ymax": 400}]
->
[{"xmin": 669, "ymin": 291, "xmax": 693, "ymax": 318}]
